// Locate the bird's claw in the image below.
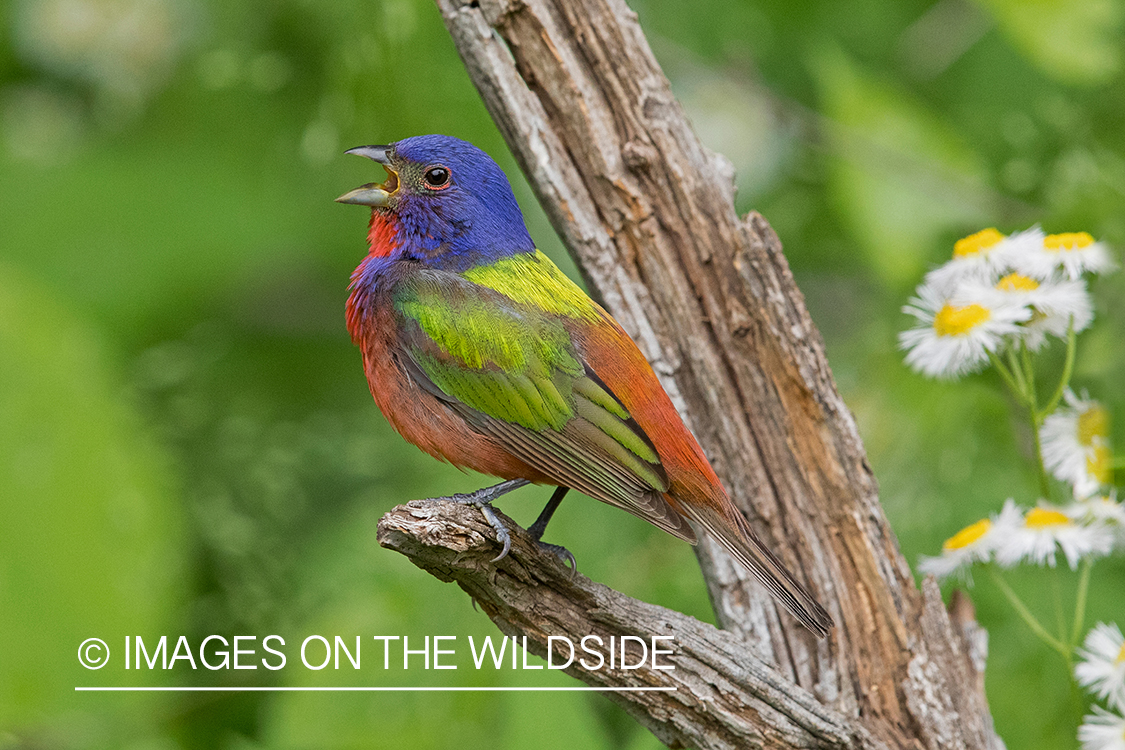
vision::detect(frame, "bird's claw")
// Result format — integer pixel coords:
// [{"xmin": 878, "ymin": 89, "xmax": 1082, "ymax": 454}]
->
[
  {"xmin": 442, "ymin": 489, "xmax": 514, "ymax": 562},
  {"xmin": 437, "ymin": 479, "xmax": 572, "ymax": 568},
  {"xmin": 480, "ymin": 504, "xmax": 512, "ymax": 562},
  {"xmin": 536, "ymin": 541, "xmax": 577, "ymax": 574}
]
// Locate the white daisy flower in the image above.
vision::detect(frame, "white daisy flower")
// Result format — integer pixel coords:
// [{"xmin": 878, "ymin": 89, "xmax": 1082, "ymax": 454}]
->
[
  {"xmin": 1076, "ymin": 622, "xmax": 1125, "ymax": 711},
  {"xmin": 1067, "ymin": 492, "xmax": 1125, "ymax": 528},
  {"xmin": 1078, "ymin": 706, "xmax": 1125, "ymax": 750},
  {"xmin": 1068, "ymin": 493, "xmax": 1125, "ymax": 552},
  {"xmin": 899, "ymin": 279, "xmax": 1031, "ymax": 379},
  {"xmin": 994, "ymin": 502, "xmax": 1115, "ymax": 569},
  {"xmin": 925, "ymin": 227, "xmax": 1044, "ymax": 295},
  {"xmin": 959, "ymin": 273, "xmax": 1093, "ymax": 350},
  {"xmin": 1009, "ymin": 231, "xmax": 1117, "ymax": 281},
  {"xmin": 1041, "ymin": 390, "xmax": 1113, "ymax": 498},
  {"xmin": 918, "ymin": 503, "xmax": 1021, "ymax": 580}
]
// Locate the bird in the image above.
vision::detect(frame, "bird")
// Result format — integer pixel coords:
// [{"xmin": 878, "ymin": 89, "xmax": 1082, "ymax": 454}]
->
[{"xmin": 336, "ymin": 134, "xmax": 833, "ymax": 637}]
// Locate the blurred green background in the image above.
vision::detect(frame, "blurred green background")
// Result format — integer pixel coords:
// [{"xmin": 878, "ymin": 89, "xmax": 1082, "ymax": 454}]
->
[{"xmin": 1, "ymin": 0, "xmax": 1123, "ymax": 747}]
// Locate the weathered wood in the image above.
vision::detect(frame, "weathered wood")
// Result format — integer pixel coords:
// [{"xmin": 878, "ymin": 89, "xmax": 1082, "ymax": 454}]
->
[
  {"xmin": 378, "ymin": 500, "xmax": 882, "ymax": 750},
  {"xmin": 377, "ymin": 0, "xmax": 1003, "ymax": 746}
]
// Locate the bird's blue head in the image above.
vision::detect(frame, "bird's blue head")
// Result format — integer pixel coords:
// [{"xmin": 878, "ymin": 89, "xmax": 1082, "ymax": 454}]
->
[{"xmin": 337, "ymin": 134, "xmax": 534, "ymax": 270}]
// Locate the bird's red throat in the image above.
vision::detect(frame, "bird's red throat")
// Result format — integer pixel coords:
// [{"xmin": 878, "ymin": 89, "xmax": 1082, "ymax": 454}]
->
[
  {"xmin": 366, "ymin": 211, "xmax": 401, "ymax": 258},
  {"xmin": 345, "ymin": 211, "xmax": 401, "ymax": 345}
]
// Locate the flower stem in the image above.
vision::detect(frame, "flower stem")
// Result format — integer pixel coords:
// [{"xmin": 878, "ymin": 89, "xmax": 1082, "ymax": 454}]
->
[
  {"xmin": 987, "ymin": 566, "xmax": 1071, "ymax": 659},
  {"xmin": 988, "ymin": 350, "xmax": 1023, "ymax": 400},
  {"xmin": 1021, "ymin": 344, "xmax": 1037, "ymax": 400},
  {"xmin": 987, "ymin": 349, "xmax": 1053, "ymax": 497},
  {"xmin": 1012, "ymin": 345, "xmax": 1053, "ymax": 499},
  {"xmin": 1006, "ymin": 347, "xmax": 1030, "ymax": 397},
  {"xmin": 1042, "ymin": 318, "xmax": 1077, "ymax": 418},
  {"xmin": 1071, "ymin": 558, "xmax": 1093, "ymax": 647},
  {"xmin": 1028, "ymin": 407, "xmax": 1052, "ymax": 499},
  {"xmin": 1050, "ymin": 572, "xmax": 1070, "ymax": 656}
]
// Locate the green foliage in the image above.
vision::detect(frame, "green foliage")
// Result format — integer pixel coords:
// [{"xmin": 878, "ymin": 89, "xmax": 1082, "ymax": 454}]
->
[
  {"xmin": 973, "ymin": 0, "xmax": 1124, "ymax": 85},
  {"xmin": 810, "ymin": 43, "xmax": 992, "ymax": 285},
  {"xmin": 1, "ymin": 0, "xmax": 1123, "ymax": 748},
  {"xmin": 0, "ymin": 265, "xmax": 185, "ymax": 743}
]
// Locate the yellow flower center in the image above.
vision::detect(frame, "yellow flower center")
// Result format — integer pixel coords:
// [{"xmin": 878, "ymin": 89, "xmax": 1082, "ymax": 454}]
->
[
  {"xmin": 954, "ymin": 228, "xmax": 1005, "ymax": 258},
  {"xmin": 933, "ymin": 303, "xmax": 991, "ymax": 336},
  {"xmin": 1024, "ymin": 508, "xmax": 1071, "ymax": 528},
  {"xmin": 1116, "ymin": 643, "xmax": 1125, "ymax": 664},
  {"xmin": 996, "ymin": 273, "xmax": 1039, "ymax": 292},
  {"xmin": 943, "ymin": 518, "xmax": 992, "ymax": 550},
  {"xmin": 1087, "ymin": 443, "xmax": 1112, "ymax": 485},
  {"xmin": 1044, "ymin": 232, "xmax": 1094, "ymax": 253},
  {"xmin": 1077, "ymin": 405, "xmax": 1109, "ymax": 447}
]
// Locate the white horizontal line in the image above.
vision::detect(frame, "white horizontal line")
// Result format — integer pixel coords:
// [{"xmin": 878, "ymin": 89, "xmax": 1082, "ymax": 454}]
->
[{"xmin": 75, "ymin": 686, "xmax": 675, "ymax": 692}]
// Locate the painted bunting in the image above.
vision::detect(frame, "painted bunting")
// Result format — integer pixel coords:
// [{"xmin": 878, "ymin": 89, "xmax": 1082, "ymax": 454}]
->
[{"xmin": 337, "ymin": 135, "xmax": 832, "ymax": 637}]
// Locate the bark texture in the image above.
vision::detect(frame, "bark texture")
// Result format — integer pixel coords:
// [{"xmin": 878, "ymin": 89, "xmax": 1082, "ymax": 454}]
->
[{"xmin": 376, "ymin": 0, "xmax": 1003, "ymax": 747}]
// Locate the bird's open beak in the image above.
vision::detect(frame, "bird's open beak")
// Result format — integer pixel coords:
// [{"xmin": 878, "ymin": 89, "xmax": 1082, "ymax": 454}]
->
[{"xmin": 336, "ymin": 145, "xmax": 399, "ymax": 207}]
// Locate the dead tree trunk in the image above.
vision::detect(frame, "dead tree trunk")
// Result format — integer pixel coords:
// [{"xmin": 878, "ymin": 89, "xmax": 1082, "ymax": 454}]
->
[{"xmin": 377, "ymin": 0, "xmax": 1002, "ymax": 747}]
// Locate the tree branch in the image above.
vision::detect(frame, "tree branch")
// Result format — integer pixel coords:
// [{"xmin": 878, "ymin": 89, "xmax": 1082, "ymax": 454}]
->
[
  {"xmin": 375, "ymin": 0, "xmax": 1003, "ymax": 746},
  {"xmin": 378, "ymin": 500, "xmax": 881, "ymax": 750}
]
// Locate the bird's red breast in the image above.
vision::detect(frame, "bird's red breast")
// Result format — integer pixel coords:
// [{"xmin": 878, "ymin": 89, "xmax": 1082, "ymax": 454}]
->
[{"xmin": 347, "ymin": 213, "xmax": 401, "ymax": 345}]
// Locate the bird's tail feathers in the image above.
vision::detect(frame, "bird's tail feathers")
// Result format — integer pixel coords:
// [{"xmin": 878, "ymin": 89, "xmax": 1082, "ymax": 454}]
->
[{"xmin": 680, "ymin": 502, "xmax": 833, "ymax": 638}]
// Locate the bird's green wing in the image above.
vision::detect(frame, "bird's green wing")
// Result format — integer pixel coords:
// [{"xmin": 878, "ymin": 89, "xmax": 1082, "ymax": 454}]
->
[{"xmin": 392, "ymin": 264, "xmax": 694, "ymax": 543}]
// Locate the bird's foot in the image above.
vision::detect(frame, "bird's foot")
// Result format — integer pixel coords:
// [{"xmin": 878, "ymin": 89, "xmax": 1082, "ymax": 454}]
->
[
  {"xmin": 535, "ymin": 540, "xmax": 577, "ymax": 573},
  {"xmin": 436, "ymin": 480, "xmax": 576, "ymax": 568},
  {"xmin": 439, "ymin": 478, "xmax": 529, "ymax": 562},
  {"xmin": 442, "ymin": 478, "xmax": 529, "ymax": 506},
  {"xmin": 477, "ymin": 503, "xmax": 512, "ymax": 563},
  {"xmin": 526, "ymin": 486, "xmax": 577, "ymax": 572}
]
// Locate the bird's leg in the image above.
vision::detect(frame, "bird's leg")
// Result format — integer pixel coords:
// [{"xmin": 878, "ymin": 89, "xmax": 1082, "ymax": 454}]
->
[
  {"xmin": 439, "ymin": 478, "xmax": 529, "ymax": 562},
  {"xmin": 527, "ymin": 487, "xmax": 577, "ymax": 571},
  {"xmin": 527, "ymin": 486, "xmax": 568, "ymax": 538}
]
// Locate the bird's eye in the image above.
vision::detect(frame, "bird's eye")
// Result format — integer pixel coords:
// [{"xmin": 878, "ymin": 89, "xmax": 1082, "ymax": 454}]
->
[{"xmin": 422, "ymin": 165, "xmax": 451, "ymax": 189}]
